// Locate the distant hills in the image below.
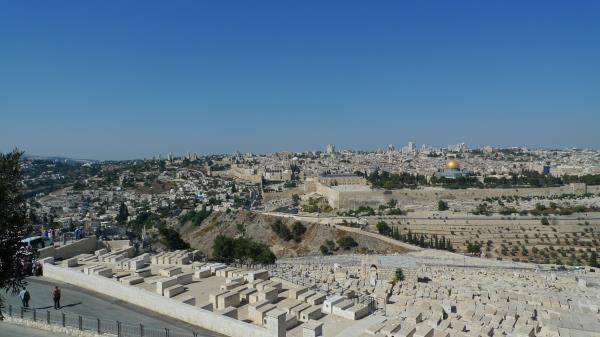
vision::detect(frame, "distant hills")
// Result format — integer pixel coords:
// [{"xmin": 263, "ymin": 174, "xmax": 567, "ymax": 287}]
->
[{"xmin": 23, "ymin": 155, "xmax": 100, "ymax": 164}]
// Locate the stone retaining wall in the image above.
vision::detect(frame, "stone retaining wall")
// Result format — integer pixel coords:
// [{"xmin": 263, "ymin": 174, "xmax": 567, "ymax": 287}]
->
[
  {"xmin": 42, "ymin": 264, "xmax": 270, "ymax": 337},
  {"xmin": 38, "ymin": 237, "xmax": 98, "ymax": 260}
]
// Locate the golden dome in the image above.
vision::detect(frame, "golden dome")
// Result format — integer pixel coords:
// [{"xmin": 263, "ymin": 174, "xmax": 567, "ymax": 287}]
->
[{"xmin": 446, "ymin": 159, "xmax": 460, "ymax": 170}]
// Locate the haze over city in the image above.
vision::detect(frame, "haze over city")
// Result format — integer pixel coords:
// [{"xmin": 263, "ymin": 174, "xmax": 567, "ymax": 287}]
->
[{"xmin": 2, "ymin": 1, "xmax": 600, "ymax": 160}]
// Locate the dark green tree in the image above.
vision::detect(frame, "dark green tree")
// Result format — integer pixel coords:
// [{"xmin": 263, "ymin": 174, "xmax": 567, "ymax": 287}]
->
[
  {"xmin": 589, "ymin": 251, "xmax": 599, "ymax": 268},
  {"xmin": 376, "ymin": 221, "xmax": 392, "ymax": 236},
  {"xmin": 337, "ymin": 236, "xmax": 358, "ymax": 250},
  {"xmin": 271, "ymin": 219, "xmax": 292, "ymax": 241},
  {"xmin": 0, "ymin": 150, "xmax": 30, "ymax": 318},
  {"xmin": 438, "ymin": 200, "xmax": 449, "ymax": 211},
  {"xmin": 325, "ymin": 240, "xmax": 336, "ymax": 251},
  {"xmin": 212, "ymin": 235, "xmax": 275, "ymax": 264},
  {"xmin": 291, "ymin": 222, "xmax": 306, "ymax": 242},
  {"xmin": 394, "ymin": 268, "xmax": 405, "ymax": 282},
  {"xmin": 116, "ymin": 202, "xmax": 129, "ymax": 225},
  {"xmin": 158, "ymin": 227, "xmax": 189, "ymax": 250},
  {"xmin": 291, "ymin": 194, "xmax": 300, "ymax": 206}
]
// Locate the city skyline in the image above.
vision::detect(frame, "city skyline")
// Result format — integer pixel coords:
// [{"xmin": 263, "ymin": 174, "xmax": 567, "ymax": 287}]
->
[
  {"xmin": 2, "ymin": 1, "xmax": 599, "ymax": 159},
  {"xmin": 16, "ymin": 140, "xmax": 597, "ymax": 162}
]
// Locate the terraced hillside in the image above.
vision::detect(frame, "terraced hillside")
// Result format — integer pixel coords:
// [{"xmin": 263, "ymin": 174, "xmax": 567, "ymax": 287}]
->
[{"xmin": 367, "ymin": 214, "xmax": 600, "ymax": 266}]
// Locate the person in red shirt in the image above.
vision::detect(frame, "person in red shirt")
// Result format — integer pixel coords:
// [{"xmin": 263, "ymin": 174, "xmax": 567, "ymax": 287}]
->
[{"xmin": 52, "ymin": 286, "xmax": 61, "ymax": 309}]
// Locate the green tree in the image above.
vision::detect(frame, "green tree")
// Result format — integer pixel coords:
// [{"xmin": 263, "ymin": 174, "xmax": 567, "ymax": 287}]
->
[
  {"xmin": 376, "ymin": 221, "xmax": 392, "ymax": 236},
  {"xmin": 212, "ymin": 235, "xmax": 275, "ymax": 264},
  {"xmin": 387, "ymin": 199, "xmax": 398, "ymax": 209},
  {"xmin": 589, "ymin": 251, "xmax": 599, "ymax": 268},
  {"xmin": 467, "ymin": 242, "xmax": 482, "ymax": 255},
  {"xmin": 0, "ymin": 150, "xmax": 30, "ymax": 317},
  {"xmin": 291, "ymin": 222, "xmax": 306, "ymax": 242},
  {"xmin": 116, "ymin": 202, "xmax": 129, "ymax": 225},
  {"xmin": 291, "ymin": 194, "xmax": 300, "ymax": 206},
  {"xmin": 337, "ymin": 236, "xmax": 358, "ymax": 250},
  {"xmin": 394, "ymin": 268, "xmax": 405, "ymax": 282},
  {"xmin": 158, "ymin": 227, "xmax": 189, "ymax": 250},
  {"xmin": 540, "ymin": 217, "xmax": 550, "ymax": 226},
  {"xmin": 438, "ymin": 200, "xmax": 449, "ymax": 211},
  {"xmin": 271, "ymin": 219, "xmax": 292, "ymax": 241}
]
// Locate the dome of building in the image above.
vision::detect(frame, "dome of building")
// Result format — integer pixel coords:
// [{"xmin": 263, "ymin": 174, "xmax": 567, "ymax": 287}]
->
[{"xmin": 446, "ymin": 159, "xmax": 460, "ymax": 170}]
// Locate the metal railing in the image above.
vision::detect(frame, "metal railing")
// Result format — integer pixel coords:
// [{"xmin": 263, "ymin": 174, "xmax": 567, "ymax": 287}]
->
[{"xmin": 2, "ymin": 305, "xmax": 207, "ymax": 337}]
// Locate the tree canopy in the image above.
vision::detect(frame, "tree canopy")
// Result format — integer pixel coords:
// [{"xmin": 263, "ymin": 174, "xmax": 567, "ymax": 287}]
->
[
  {"xmin": 0, "ymin": 150, "xmax": 30, "ymax": 317},
  {"xmin": 212, "ymin": 235, "xmax": 276, "ymax": 264}
]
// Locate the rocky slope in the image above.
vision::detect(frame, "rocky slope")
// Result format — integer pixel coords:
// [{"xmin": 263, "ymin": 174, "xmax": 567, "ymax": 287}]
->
[{"xmin": 181, "ymin": 210, "xmax": 408, "ymax": 258}]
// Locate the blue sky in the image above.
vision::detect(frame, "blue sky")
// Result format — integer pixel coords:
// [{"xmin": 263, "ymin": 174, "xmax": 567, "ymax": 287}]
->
[{"xmin": 1, "ymin": 1, "xmax": 599, "ymax": 160}]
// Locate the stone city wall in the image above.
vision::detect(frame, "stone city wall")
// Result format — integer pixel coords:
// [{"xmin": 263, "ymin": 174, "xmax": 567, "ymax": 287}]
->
[
  {"xmin": 42, "ymin": 264, "xmax": 270, "ymax": 337},
  {"xmin": 331, "ymin": 183, "xmax": 592, "ymax": 210},
  {"xmin": 229, "ymin": 166, "xmax": 263, "ymax": 184},
  {"xmin": 262, "ymin": 186, "xmax": 304, "ymax": 202}
]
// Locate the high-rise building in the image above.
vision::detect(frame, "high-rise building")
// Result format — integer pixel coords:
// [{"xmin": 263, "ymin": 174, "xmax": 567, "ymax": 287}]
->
[
  {"xmin": 326, "ymin": 144, "xmax": 336, "ymax": 155},
  {"xmin": 402, "ymin": 141, "xmax": 417, "ymax": 155}
]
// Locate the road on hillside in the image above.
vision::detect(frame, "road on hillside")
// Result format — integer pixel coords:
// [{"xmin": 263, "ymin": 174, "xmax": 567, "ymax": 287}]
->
[{"xmin": 2, "ymin": 277, "xmax": 223, "ymax": 337}]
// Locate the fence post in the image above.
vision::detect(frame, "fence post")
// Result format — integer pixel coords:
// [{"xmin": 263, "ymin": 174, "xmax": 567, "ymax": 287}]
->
[
  {"xmin": 20, "ymin": 306, "xmax": 23, "ymax": 319},
  {"xmin": 47, "ymin": 310, "xmax": 50, "ymax": 324},
  {"xmin": 33, "ymin": 309, "xmax": 36, "ymax": 321},
  {"xmin": 117, "ymin": 321, "xmax": 121, "ymax": 337},
  {"xmin": 165, "ymin": 327, "xmax": 169, "ymax": 337},
  {"xmin": 8, "ymin": 304, "xmax": 12, "ymax": 317},
  {"xmin": 62, "ymin": 313, "xmax": 65, "ymax": 327},
  {"xmin": 78, "ymin": 315, "xmax": 82, "ymax": 330},
  {"xmin": 97, "ymin": 318, "xmax": 101, "ymax": 334},
  {"xmin": 140, "ymin": 323, "xmax": 144, "ymax": 337}
]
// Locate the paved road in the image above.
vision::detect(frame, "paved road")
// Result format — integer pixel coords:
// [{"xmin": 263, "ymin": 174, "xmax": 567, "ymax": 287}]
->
[
  {"xmin": 3, "ymin": 277, "xmax": 223, "ymax": 337},
  {"xmin": 0, "ymin": 323, "xmax": 72, "ymax": 337}
]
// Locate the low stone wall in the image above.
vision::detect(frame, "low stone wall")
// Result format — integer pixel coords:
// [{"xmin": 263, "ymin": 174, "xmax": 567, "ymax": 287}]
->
[
  {"xmin": 3, "ymin": 317, "xmax": 100, "ymax": 337},
  {"xmin": 38, "ymin": 237, "xmax": 98, "ymax": 260},
  {"xmin": 43, "ymin": 264, "xmax": 270, "ymax": 337}
]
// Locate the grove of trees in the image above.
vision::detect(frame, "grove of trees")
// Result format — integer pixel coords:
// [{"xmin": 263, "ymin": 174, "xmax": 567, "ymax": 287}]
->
[{"xmin": 212, "ymin": 235, "xmax": 276, "ymax": 264}]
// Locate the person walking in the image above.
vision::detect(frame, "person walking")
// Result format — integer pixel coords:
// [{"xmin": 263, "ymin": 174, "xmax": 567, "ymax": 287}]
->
[
  {"xmin": 19, "ymin": 288, "xmax": 30, "ymax": 308},
  {"xmin": 52, "ymin": 286, "xmax": 61, "ymax": 309}
]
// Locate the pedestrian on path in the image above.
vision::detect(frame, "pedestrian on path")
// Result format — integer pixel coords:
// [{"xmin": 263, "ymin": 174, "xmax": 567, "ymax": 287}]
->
[
  {"xmin": 52, "ymin": 286, "xmax": 61, "ymax": 309},
  {"xmin": 19, "ymin": 288, "xmax": 30, "ymax": 308}
]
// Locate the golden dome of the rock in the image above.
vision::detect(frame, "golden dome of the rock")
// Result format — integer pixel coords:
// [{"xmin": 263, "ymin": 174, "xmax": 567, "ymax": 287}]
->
[{"xmin": 446, "ymin": 159, "xmax": 460, "ymax": 170}]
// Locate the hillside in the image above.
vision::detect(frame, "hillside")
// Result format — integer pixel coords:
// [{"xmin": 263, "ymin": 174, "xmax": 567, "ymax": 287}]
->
[{"xmin": 181, "ymin": 210, "xmax": 408, "ymax": 258}]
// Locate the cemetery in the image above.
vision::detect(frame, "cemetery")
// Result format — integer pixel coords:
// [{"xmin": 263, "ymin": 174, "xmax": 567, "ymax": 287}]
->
[{"xmin": 39, "ymin": 239, "xmax": 600, "ymax": 337}]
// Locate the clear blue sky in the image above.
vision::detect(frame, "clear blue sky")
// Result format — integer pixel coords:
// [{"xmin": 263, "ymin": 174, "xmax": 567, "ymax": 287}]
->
[{"xmin": 1, "ymin": 1, "xmax": 599, "ymax": 160}]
